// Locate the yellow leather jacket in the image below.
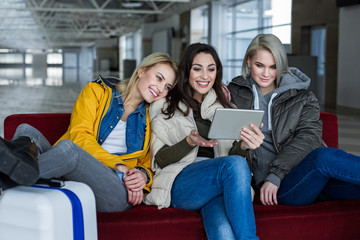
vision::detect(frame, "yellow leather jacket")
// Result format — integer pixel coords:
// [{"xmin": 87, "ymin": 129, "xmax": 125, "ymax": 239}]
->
[{"xmin": 55, "ymin": 77, "xmax": 153, "ymax": 191}]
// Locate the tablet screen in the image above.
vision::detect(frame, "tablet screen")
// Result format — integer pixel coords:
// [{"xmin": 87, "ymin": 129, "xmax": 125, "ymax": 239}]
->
[{"xmin": 208, "ymin": 108, "xmax": 264, "ymax": 140}]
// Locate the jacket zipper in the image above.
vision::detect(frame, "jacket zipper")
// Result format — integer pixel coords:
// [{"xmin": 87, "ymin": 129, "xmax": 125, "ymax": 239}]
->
[
  {"xmin": 96, "ymin": 76, "xmax": 112, "ymax": 141},
  {"xmin": 270, "ymin": 103, "xmax": 280, "ymax": 154}
]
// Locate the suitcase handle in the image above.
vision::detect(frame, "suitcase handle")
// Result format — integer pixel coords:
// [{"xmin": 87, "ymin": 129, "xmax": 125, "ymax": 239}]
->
[{"xmin": 36, "ymin": 178, "xmax": 65, "ymax": 188}]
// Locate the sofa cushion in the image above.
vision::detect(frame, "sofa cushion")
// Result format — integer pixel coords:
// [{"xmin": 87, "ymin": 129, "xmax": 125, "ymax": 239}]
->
[
  {"xmin": 254, "ymin": 199, "xmax": 360, "ymax": 239},
  {"xmin": 97, "ymin": 205, "xmax": 206, "ymax": 240},
  {"xmin": 96, "ymin": 199, "xmax": 360, "ymax": 240}
]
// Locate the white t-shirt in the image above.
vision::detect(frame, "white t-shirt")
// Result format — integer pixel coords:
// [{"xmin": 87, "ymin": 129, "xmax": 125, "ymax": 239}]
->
[{"xmin": 101, "ymin": 120, "xmax": 127, "ymax": 154}]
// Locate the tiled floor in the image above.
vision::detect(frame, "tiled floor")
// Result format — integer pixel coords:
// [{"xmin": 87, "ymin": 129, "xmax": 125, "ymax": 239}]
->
[{"xmin": 1, "ymin": 67, "xmax": 359, "ymax": 157}]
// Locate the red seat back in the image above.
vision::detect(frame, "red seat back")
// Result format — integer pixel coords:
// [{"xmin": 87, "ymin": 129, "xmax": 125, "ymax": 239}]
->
[
  {"xmin": 4, "ymin": 113, "xmax": 71, "ymax": 145},
  {"xmin": 4, "ymin": 112, "xmax": 338, "ymax": 148}
]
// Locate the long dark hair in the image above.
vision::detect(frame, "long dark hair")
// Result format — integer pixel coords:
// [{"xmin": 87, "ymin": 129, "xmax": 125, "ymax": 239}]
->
[{"xmin": 163, "ymin": 43, "xmax": 232, "ymax": 118}]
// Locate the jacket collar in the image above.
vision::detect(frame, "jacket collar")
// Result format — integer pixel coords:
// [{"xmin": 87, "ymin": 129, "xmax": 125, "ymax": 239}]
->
[
  {"xmin": 200, "ymin": 88, "xmax": 220, "ymax": 120},
  {"xmin": 113, "ymin": 89, "xmax": 147, "ymax": 117},
  {"xmin": 97, "ymin": 75, "xmax": 147, "ymax": 117},
  {"xmin": 96, "ymin": 75, "xmax": 120, "ymax": 89},
  {"xmin": 230, "ymin": 75, "xmax": 251, "ymax": 88}
]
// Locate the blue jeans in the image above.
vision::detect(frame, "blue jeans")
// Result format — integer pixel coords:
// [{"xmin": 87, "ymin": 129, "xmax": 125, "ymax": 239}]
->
[
  {"xmin": 170, "ymin": 156, "xmax": 258, "ymax": 240},
  {"xmin": 278, "ymin": 147, "xmax": 360, "ymax": 205},
  {"xmin": 14, "ymin": 124, "xmax": 131, "ymax": 212}
]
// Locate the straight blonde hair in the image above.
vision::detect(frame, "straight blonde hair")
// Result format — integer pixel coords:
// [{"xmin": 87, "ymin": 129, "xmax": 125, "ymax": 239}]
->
[{"xmin": 242, "ymin": 34, "xmax": 291, "ymax": 87}]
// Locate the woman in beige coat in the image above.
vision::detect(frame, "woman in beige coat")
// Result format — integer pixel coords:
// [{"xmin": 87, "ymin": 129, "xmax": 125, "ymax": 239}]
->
[{"xmin": 145, "ymin": 43, "xmax": 264, "ymax": 240}]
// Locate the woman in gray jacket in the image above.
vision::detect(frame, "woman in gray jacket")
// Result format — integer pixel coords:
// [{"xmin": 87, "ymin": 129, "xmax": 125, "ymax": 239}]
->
[
  {"xmin": 145, "ymin": 43, "xmax": 264, "ymax": 240},
  {"xmin": 228, "ymin": 33, "xmax": 360, "ymax": 206}
]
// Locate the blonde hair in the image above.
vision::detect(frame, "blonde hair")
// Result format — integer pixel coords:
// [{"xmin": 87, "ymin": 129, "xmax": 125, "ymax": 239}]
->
[
  {"xmin": 116, "ymin": 52, "xmax": 178, "ymax": 99},
  {"xmin": 242, "ymin": 34, "xmax": 290, "ymax": 87}
]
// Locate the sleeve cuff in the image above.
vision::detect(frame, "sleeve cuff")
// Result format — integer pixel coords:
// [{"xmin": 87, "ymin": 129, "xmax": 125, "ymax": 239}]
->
[
  {"xmin": 229, "ymin": 140, "xmax": 248, "ymax": 158},
  {"xmin": 134, "ymin": 166, "xmax": 150, "ymax": 184},
  {"xmin": 265, "ymin": 173, "xmax": 281, "ymax": 188},
  {"xmin": 180, "ymin": 137, "xmax": 196, "ymax": 150}
]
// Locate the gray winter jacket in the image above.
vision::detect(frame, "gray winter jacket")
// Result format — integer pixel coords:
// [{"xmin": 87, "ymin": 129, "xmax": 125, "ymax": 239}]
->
[{"xmin": 227, "ymin": 68, "xmax": 326, "ymax": 184}]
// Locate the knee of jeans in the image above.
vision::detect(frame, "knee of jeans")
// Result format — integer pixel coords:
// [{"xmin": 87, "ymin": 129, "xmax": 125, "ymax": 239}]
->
[
  {"xmin": 55, "ymin": 140, "xmax": 79, "ymax": 167},
  {"xmin": 307, "ymin": 147, "xmax": 338, "ymax": 166},
  {"xmin": 15, "ymin": 123, "xmax": 34, "ymax": 135},
  {"xmin": 221, "ymin": 156, "xmax": 251, "ymax": 179},
  {"xmin": 56, "ymin": 139, "xmax": 78, "ymax": 152}
]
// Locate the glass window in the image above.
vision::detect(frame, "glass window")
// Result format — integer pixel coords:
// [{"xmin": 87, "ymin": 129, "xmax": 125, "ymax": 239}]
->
[
  {"xmin": 47, "ymin": 53, "xmax": 63, "ymax": 64},
  {"xmin": 234, "ymin": 1, "xmax": 259, "ymax": 33},
  {"xmin": 125, "ymin": 35, "xmax": 134, "ymax": 59},
  {"xmin": 25, "ymin": 54, "xmax": 33, "ymax": 64},
  {"xmin": 190, "ymin": 5, "xmax": 209, "ymax": 44},
  {"xmin": 222, "ymin": 0, "xmax": 292, "ymax": 84},
  {"xmin": 0, "ymin": 53, "xmax": 23, "ymax": 64}
]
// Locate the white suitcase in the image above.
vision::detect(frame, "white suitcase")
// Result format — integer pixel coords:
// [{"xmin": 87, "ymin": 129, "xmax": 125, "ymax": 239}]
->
[{"xmin": 0, "ymin": 180, "xmax": 98, "ymax": 240}]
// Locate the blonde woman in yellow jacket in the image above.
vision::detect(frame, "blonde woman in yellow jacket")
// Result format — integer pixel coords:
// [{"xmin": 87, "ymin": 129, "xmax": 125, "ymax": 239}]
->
[{"xmin": 5, "ymin": 52, "xmax": 178, "ymax": 212}]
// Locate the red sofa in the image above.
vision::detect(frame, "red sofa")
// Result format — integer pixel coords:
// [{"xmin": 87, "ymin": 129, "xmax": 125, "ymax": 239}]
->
[{"xmin": 4, "ymin": 112, "xmax": 360, "ymax": 240}]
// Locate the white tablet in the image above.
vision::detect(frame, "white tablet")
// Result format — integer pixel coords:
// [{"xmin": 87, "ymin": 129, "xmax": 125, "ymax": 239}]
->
[{"xmin": 208, "ymin": 108, "xmax": 264, "ymax": 140}]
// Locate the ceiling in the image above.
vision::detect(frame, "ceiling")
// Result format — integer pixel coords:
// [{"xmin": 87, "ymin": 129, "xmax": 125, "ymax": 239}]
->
[{"xmin": 0, "ymin": 0, "xmax": 208, "ymax": 50}]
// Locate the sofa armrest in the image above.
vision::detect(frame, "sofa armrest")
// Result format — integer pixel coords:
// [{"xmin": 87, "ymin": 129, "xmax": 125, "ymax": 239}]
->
[{"xmin": 320, "ymin": 112, "xmax": 338, "ymax": 148}]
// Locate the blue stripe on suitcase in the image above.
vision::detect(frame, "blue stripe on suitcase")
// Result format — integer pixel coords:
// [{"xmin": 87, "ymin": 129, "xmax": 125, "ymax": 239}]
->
[{"xmin": 33, "ymin": 185, "xmax": 85, "ymax": 240}]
